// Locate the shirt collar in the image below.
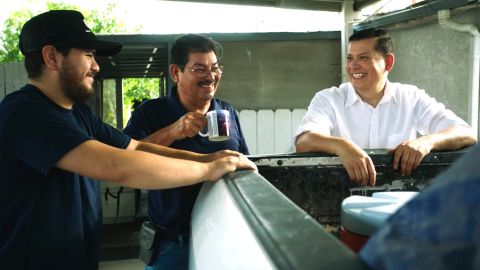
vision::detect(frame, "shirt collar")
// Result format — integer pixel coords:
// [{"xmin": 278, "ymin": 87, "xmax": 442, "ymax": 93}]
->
[
  {"xmin": 378, "ymin": 80, "xmax": 397, "ymax": 105},
  {"xmin": 345, "ymin": 80, "xmax": 397, "ymax": 108},
  {"xmin": 345, "ymin": 83, "xmax": 361, "ymax": 108}
]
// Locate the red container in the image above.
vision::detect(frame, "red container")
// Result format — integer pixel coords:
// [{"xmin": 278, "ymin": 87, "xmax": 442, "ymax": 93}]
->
[{"xmin": 340, "ymin": 226, "xmax": 369, "ymax": 253}]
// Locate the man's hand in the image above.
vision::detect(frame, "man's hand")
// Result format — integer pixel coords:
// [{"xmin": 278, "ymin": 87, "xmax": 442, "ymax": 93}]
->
[
  {"xmin": 337, "ymin": 140, "xmax": 376, "ymax": 186},
  {"xmin": 142, "ymin": 112, "xmax": 207, "ymax": 146},
  {"xmin": 389, "ymin": 139, "xmax": 432, "ymax": 176},
  {"xmin": 296, "ymin": 132, "xmax": 376, "ymax": 186},
  {"xmin": 203, "ymin": 149, "xmax": 242, "ymax": 162},
  {"xmin": 389, "ymin": 126, "xmax": 477, "ymax": 176},
  {"xmin": 205, "ymin": 155, "xmax": 258, "ymax": 181},
  {"xmin": 170, "ymin": 112, "xmax": 207, "ymax": 140}
]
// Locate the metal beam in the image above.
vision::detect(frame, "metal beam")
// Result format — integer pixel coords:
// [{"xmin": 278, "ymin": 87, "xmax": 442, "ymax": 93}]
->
[
  {"xmin": 354, "ymin": 0, "xmax": 478, "ymax": 30},
  {"xmin": 163, "ymin": 0, "xmax": 343, "ymax": 11}
]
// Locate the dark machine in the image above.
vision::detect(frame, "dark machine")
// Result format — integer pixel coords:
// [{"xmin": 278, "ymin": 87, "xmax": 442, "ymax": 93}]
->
[{"xmin": 250, "ymin": 148, "xmax": 469, "ymax": 226}]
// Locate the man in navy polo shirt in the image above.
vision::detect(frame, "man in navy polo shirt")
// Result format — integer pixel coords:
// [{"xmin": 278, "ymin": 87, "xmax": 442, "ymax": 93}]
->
[
  {"xmin": 124, "ymin": 34, "xmax": 249, "ymax": 270},
  {"xmin": 0, "ymin": 11, "xmax": 255, "ymax": 270}
]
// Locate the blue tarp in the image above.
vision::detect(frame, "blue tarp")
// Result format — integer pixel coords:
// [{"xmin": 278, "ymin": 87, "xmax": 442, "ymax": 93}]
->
[{"xmin": 360, "ymin": 144, "xmax": 480, "ymax": 270}]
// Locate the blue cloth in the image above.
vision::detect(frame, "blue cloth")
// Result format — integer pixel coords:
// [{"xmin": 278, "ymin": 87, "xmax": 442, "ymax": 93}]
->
[
  {"xmin": 144, "ymin": 239, "xmax": 189, "ymax": 270},
  {"xmin": 124, "ymin": 86, "xmax": 249, "ymax": 267},
  {"xmin": 0, "ymin": 84, "xmax": 131, "ymax": 270},
  {"xmin": 359, "ymin": 144, "xmax": 480, "ymax": 270}
]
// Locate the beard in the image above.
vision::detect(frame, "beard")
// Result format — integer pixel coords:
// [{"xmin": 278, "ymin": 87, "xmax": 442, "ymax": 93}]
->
[{"xmin": 59, "ymin": 63, "xmax": 94, "ymax": 104}]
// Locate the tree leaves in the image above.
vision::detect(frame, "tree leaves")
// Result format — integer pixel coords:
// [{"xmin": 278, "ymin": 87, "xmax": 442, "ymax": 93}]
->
[{"xmin": 0, "ymin": 2, "xmax": 128, "ymax": 62}]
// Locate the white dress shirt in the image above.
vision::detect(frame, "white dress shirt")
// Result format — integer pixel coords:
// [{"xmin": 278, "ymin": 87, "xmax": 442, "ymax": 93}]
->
[{"xmin": 295, "ymin": 81, "xmax": 469, "ymax": 149}]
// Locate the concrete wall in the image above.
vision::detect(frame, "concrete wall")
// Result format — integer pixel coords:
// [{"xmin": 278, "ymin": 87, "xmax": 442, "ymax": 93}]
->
[
  {"xmin": 386, "ymin": 7, "xmax": 480, "ymax": 124},
  {"xmin": 216, "ymin": 39, "xmax": 342, "ymax": 110},
  {"xmin": 212, "ymin": 6, "xmax": 480, "ymax": 125}
]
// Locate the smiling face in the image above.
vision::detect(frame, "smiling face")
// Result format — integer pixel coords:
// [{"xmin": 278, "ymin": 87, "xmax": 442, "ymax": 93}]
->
[
  {"xmin": 346, "ymin": 37, "xmax": 394, "ymax": 98},
  {"xmin": 58, "ymin": 48, "xmax": 99, "ymax": 103},
  {"xmin": 173, "ymin": 51, "xmax": 221, "ymax": 109}
]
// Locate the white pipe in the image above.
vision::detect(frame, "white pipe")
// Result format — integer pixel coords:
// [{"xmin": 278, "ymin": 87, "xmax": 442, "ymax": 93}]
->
[{"xmin": 438, "ymin": 9, "xmax": 480, "ymax": 138}]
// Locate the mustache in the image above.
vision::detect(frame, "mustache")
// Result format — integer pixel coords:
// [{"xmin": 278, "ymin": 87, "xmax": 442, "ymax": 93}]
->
[
  {"xmin": 198, "ymin": 79, "xmax": 215, "ymax": 85},
  {"xmin": 86, "ymin": 71, "xmax": 97, "ymax": 78}
]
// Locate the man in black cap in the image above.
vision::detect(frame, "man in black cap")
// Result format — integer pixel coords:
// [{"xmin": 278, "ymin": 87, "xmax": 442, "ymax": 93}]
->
[{"xmin": 0, "ymin": 10, "xmax": 256, "ymax": 270}]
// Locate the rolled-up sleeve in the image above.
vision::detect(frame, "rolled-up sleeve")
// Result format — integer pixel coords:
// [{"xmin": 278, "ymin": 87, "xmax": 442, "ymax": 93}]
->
[
  {"xmin": 294, "ymin": 91, "xmax": 335, "ymax": 141},
  {"xmin": 414, "ymin": 89, "xmax": 470, "ymax": 135}
]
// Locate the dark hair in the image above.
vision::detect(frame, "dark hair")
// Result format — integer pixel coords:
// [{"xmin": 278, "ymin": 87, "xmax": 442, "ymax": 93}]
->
[
  {"xmin": 170, "ymin": 34, "xmax": 223, "ymax": 70},
  {"xmin": 349, "ymin": 28, "xmax": 394, "ymax": 56},
  {"xmin": 24, "ymin": 47, "xmax": 71, "ymax": 79}
]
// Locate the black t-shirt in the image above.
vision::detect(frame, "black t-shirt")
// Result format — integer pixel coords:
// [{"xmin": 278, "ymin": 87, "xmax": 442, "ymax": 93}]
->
[
  {"xmin": 124, "ymin": 87, "xmax": 249, "ymax": 234},
  {"xmin": 0, "ymin": 84, "xmax": 131, "ymax": 269}
]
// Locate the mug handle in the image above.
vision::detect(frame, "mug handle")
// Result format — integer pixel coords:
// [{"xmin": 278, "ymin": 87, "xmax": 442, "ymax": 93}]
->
[
  {"xmin": 198, "ymin": 129, "xmax": 210, "ymax": 137},
  {"xmin": 198, "ymin": 112, "xmax": 214, "ymax": 137}
]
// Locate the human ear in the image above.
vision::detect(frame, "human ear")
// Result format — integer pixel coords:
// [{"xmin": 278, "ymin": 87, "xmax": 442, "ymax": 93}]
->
[
  {"xmin": 385, "ymin": 53, "xmax": 395, "ymax": 71},
  {"xmin": 169, "ymin": 64, "xmax": 179, "ymax": 83},
  {"xmin": 42, "ymin": 46, "xmax": 61, "ymax": 71}
]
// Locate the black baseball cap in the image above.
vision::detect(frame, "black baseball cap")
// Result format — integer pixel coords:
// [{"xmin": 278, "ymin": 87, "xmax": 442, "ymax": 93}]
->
[{"xmin": 19, "ymin": 10, "xmax": 122, "ymax": 56}]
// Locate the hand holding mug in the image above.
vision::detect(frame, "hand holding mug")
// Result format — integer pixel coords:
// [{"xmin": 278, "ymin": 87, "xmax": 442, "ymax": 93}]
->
[
  {"xmin": 198, "ymin": 110, "xmax": 231, "ymax": 141},
  {"xmin": 171, "ymin": 112, "xmax": 207, "ymax": 140}
]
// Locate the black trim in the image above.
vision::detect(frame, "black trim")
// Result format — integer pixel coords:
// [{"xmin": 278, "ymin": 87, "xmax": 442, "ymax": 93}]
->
[
  {"xmin": 98, "ymin": 31, "xmax": 340, "ymax": 44},
  {"xmin": 224, "ymin": 170, "xmax": 370, "ymax": 270},
  {"xmin": 248, "ymin": 147, "xmax": 470, "ymax": 165}
]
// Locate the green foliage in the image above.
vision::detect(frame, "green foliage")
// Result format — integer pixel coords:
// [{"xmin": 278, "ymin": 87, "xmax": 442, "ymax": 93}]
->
[
  {"xmin": 46, "ymin": 2, "xmax": 79, "ymax": 10},
  {"xmin": 0, "ymin": 10, "xmax": 32, "ymax": 62},
  {"xmin": 123, "ymin": 78, "xmax": 160, "ymax": 127},
  {"xmin": 102, "ymin": 79, "xmax": 117, "ymax": 127},
  {"xmin": 0, "ymin": 2, "xmax": 127, "ymax": 63},
  {"xmin": 82, "ymin": 4, "xmax": 126, "ymax": 34},
  {"xmin": 123, "ymin": 78, "xmax": 160, "ymax": 106}
]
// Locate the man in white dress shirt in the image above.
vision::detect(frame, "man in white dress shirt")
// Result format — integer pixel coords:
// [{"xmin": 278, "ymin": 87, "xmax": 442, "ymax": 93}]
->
[{"xmin": 295, "ymin": 28, "xmax": 476, "ymax": 187}]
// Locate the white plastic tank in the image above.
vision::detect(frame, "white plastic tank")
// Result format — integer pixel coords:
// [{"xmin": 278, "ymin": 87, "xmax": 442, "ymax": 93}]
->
[{"xmin": 340, "ymin": 191, "xmax": 419, "ymax": 252}]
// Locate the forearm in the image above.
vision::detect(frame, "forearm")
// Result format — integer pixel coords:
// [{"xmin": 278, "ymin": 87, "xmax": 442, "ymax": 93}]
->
[
  {"xmin": 114, "ymin": 150, "xmax": 211, "ymax": 189},
  {"xmin": 295, "ymin": 131, "xmax": 376, "ymax": 186},
  {"xmin": 420, "ymin": 125, "xmax": 477, "ymax": 150},
  {"xmin": 142, "ymin": 125, "xmax": 177, "ymax": 146},
  {"xmin": 57, "ymin": 140, "xmax": 212, "ymax": 189},
  {"xmin": 133, "ymin": 140, "xmax": 208, "ymax": 162},
  {"xmin": 295, "ymin": 131, "xmax": 349, "ymax": 154}
]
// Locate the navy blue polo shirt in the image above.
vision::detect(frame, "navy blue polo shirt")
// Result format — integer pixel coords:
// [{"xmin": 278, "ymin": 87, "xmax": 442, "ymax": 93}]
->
[
  {"xmin": 124, "ymin": 86, "xmax": 249, "ymax": 234},
  {"xmin": 0, "ymin": 84, "xmax": 131, "ymax": 269}
]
